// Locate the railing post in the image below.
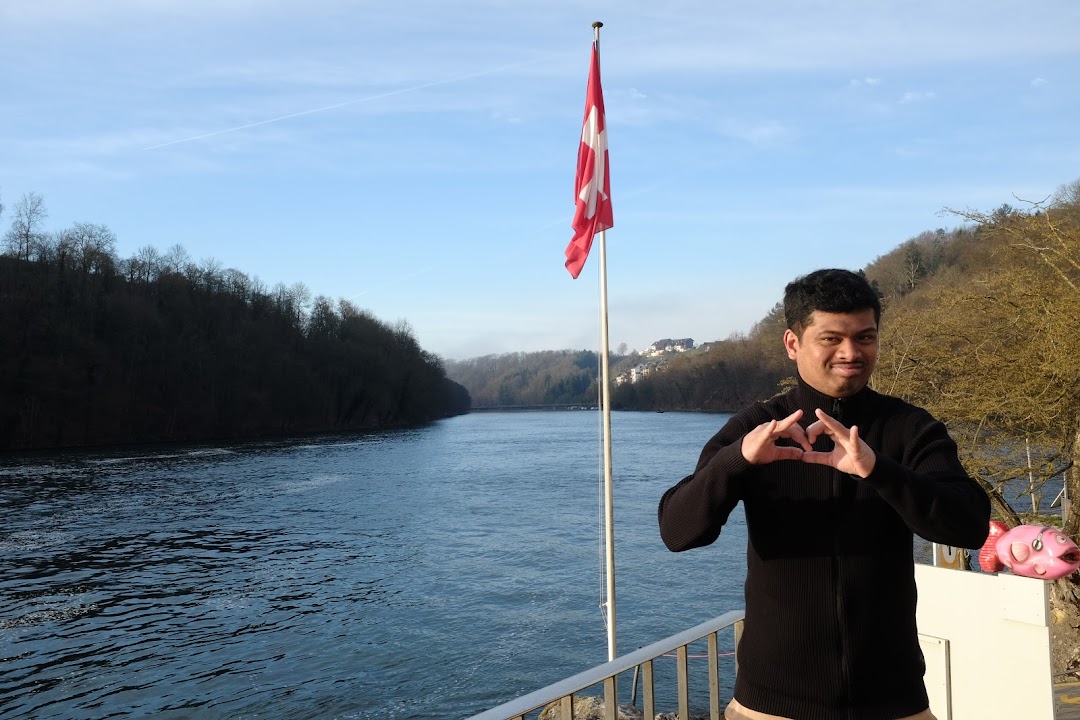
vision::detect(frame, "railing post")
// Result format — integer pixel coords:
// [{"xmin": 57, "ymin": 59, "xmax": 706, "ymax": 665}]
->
[
  {"xmin": 642, "ymin": 660, "xmax": 655, "ymax": 720},
  {"xmin": 708, "ymin": 631, "xmax": 721, "ymax": 720},
  {"xmin": 733, "ymin": 620, "xmax": 744, "ymax": 678},
  {"xmin": 603, "ymin": 676, "xmax": 617, "ymax": 720},
  {"xmin": 677, "ymin": 645, "xmax": 689, "ymax": 720}
]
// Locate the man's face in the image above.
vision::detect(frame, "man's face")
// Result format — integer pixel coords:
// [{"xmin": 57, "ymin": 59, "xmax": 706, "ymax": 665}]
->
[{"xmin": 783, "ymin": 309, "xmax": 879, "ymax": 398}]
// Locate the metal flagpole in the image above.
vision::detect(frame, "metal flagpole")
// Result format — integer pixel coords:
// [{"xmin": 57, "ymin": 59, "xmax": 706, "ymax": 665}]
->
[
  {"xmin": 599, "ymin": 222, "xmax": 616, "ymax": 663},
  {"xmin": 593, "ymin": 20, "xmax": 617, "ymax": 664}
]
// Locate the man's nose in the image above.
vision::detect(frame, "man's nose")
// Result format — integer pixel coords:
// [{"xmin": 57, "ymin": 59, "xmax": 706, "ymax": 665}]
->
[{"xmin": 837, "ymin": 339, "xmax": 860, "ymax": 359}]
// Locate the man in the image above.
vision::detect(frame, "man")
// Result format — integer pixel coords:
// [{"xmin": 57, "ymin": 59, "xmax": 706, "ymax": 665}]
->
[{"xmin": 658, "ymin": 269, "xmax": 990, "ymax": 720}]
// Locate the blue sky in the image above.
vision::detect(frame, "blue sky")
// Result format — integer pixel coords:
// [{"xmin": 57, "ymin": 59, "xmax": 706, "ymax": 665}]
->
[{"xmin": 2, "ymin": 1, "xmax": 1078, "ymax": 360}]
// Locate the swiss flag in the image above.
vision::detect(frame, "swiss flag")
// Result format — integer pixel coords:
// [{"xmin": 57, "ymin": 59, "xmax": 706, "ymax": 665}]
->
[{"xmin": 564, "ymin": 43, "xmax": 613, "ymax": 279}]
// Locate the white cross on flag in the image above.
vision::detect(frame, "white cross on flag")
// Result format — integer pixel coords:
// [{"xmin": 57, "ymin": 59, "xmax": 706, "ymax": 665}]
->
[{"xmin": 564, "ymin": 42, "xmax": 613, "ymax": 279}]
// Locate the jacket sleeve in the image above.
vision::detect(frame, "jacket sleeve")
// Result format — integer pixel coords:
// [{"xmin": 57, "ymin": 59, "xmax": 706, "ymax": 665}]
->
[
  {"xmin": 657, "ymin": 412, "xmax": 758, "ymax": 552},
  {"xmin": 861, "ymin": 411, "xmax": 990, "ymax": 549}
]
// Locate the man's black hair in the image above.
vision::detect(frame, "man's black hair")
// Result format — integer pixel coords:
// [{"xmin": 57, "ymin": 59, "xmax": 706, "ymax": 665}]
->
[{"xmin": 783, "ymin": 268, "xmax": 881, "ymax": 335}]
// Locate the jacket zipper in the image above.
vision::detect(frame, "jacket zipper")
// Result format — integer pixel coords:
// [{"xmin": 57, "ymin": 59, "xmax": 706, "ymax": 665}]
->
[{"xmin": 831, "ymin": 397, "xmax": 854, "ymax": 717}]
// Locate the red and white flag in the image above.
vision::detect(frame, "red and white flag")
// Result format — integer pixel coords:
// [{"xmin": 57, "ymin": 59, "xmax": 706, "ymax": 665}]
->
[{"xmin": 564, "ymin": 42, "xmax": 613, "ymax": 279}]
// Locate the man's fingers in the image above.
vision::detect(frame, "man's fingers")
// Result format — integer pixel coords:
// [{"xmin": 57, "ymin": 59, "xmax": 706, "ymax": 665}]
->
[
  {"xmin": 813, "ymin": 408, "xmax": 845, "ymax": 430},
  {"xmin": 841, "ymin": 425, "xmax": 865, "ymax": 455},
  {"xmin": 743, "ymin": 412, "xmax": 810, "ymax": 464},
  {"xmin": 786, "ymin": 423, "xmax": 812, "ymax": 452},
  {"xmin": 800, "ymin": 450, "xmax": 831, "ymax": 466},
  {"xmin": 742, "ymin": 420, "xmax": 778, "ymax": 464},
  {"xmin": 772, "ymin": 411, "xmax": 812, "ymax": 452},
  {"xmin": 805, "ymin": 419, "xmax": 838, "ymax": 447},
  {"xmin": 809, "ymin": 410, "xmax": 858, "ymax": 445},
  {"xmin": 773, "ymin": 446, "xmax": 806, "ymax": 461},
  {"xmin": 773, "ymin": 410, "xmax": 803, "ymax": 431},
  {"xmin": 758, "ymin": 419, "xmax": 779, "ymax": 444},
  {"xmin": 827, "ymin": 423, "xmax": 859, "ymax": 453}
]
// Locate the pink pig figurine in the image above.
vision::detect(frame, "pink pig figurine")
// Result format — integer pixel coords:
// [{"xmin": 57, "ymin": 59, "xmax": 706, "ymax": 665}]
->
[{"xmin": 994, "ymin": 525, "xmax": 1080, "ymax": 580}]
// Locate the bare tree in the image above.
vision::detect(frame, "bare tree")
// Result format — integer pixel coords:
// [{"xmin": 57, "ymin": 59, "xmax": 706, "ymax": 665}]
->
[
  {"xmin": 290, "ymin": 281, "xmax": 311, "ymax": 327},
  {"xmin": 902, "ymin": 243, "xmax": 925, "ymax": 290},
  {"xmin": 162, "ymin": 244, "xmax": 191, "ymax": 276},
  {"xmin": 272, "ymin": 282, "xmax": 293, "ymax": 316},
  {"xmin": 51, "ymin": 229, "xmax": 79, "ymax": 272},
  {"xmin": 3, "ymin": 192, "xmax": 49, "ymax": 261},
  {"xmin": 307, "ymin": 295, "xmax": 339, "ymax": 338},
  {"xmin": 132, "ymin": 245, "xmax": 163, "ymax": 284},
  {"xmin": 223, "ymin": 268, "xmax": 251, "ymax": 300},
  {"xmin": 197, "ymin": 257, "xmax": 225, "ymax": 292},
  {"xmin": 65, "ymin": 222, "xmax": 118, "ymax": 276}
]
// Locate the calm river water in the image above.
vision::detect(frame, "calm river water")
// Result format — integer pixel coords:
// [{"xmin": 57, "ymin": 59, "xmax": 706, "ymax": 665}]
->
[{"xmin": 1, "ymin": 410, "xmax": 752, "ymax": 720}]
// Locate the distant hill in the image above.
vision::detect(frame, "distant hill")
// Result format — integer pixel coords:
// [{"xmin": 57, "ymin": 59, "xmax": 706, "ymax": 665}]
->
[
  {"xmin": 445, "ymin": 350, "xmax": 635, "ymax": 408},
  {"xmin": 444, "ymin": 339, "xmax": 708, "ymax": 408}
]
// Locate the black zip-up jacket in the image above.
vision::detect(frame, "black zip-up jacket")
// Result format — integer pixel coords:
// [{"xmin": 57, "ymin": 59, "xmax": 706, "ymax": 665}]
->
[{"xmin": 658, "ymin": 377, "xmax": 990, "ymax": 720}]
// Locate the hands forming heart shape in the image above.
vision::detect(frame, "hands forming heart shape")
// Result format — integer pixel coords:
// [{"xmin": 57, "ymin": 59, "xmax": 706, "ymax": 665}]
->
[{"xmin": 740, "ymin": 408, "xmax": 877, "ymax": 478}]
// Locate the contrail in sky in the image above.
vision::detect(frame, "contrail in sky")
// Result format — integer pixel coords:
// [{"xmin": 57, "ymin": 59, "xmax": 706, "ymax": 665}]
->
[
  {"xmin": 347, "ymin": 265, "xmax": 434, "ymax": 300},
  {"xmin": 143, "ymin": 58, "xmax": 545, "ymax": 151}
]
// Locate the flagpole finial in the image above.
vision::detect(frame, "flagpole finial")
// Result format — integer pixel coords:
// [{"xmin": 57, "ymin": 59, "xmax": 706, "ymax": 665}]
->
[{"xmin": 592, "ymin": 21, "xmax": 603, "ymax": 28}]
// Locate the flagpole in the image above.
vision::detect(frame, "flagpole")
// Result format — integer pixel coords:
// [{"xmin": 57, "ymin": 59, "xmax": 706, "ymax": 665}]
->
[
  {"xmin": 592, "ymin": 20, "xmax": 617, "ymax": 665},
  {"xmin": 599, "ymin": 223, "xmax": 616, "ymax": 663}
]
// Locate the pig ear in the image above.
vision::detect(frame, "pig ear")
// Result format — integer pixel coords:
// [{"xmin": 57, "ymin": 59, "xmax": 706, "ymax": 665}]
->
[
  {"xmin": 1033, "ymin": 562, "xmax": 1047, "ymax": 576},
  {"xmin": 1011, "ymin": 542, "xmax": 1032, "ymax": 563}
]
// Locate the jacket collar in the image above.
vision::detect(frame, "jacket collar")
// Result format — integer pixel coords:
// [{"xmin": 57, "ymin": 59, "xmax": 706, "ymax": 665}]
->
[{"xmin": 793, "ymin": 374, "xmax": 875, "ymax": 423}]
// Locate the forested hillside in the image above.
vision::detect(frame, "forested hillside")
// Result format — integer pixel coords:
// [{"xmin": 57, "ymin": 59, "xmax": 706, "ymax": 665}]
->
[
  {"xmin": 870, "ymin": 182, "xmax": 1080, "ymax": 675},
  {"xmin": 864, "ymin": 188, "xmax": 1080, "ymax": 518},
  {"xmin": 0, "ymin": 193, "xmax": 470, "ymax": 451},
  {"xmin": 445, "ymin": 350, "xmax": 641, "ymax": 407}
]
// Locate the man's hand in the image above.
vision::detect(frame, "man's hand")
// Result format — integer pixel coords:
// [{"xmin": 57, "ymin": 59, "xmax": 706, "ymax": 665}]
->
[
  {"xmin": 802, "ymin": 408, "xmax": 877, "ymax": 477},
  {"xmin": 741, "ymin": 410, "xmax": 812, "ymax": 465}
]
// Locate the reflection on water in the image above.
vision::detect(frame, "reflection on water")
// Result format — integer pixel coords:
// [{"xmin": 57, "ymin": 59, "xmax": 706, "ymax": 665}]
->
[{"xmin": 1, "ymin": 413, "xmax": 745, "ymax": 719}]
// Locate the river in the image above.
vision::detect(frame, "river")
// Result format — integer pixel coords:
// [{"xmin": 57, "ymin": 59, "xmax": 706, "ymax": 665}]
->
[{"xmin": 1, "ymin": 410, "xmax": 749, "ymax": 719}]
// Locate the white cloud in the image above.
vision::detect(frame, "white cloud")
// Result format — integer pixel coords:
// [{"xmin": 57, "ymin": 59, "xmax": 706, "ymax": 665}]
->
[
  {"xmin": 849, "ymin": 77, "xmax": 882, "ymax": 87},
  {"xmin": 721, "ymin": 119, "xmax": 794, "ymax": 147},
  {"xmin": 491, "ymin": 110, "xmax": 523, "ymax": 124},
  {"xmin": 899, "ymin": 91, "xmax": 936, "ymax": 104},
  {"xmin": 1031, "ymin": 77, "xmax": 1049, "ymax": 87}
]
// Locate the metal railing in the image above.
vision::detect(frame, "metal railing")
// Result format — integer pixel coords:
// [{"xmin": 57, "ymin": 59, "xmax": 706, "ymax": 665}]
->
[{"xmin": 466, "ymin": 609, "xmax": 745, "ymax": 720}]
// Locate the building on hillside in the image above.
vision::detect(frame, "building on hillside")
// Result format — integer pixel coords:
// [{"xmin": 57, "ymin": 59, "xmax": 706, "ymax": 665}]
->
[
  {"xmin": 645, "ymin": 338, "xmax": 694, "ymax": 357},
  {"xmin": 615, "ymin": 362, "xmax": 654, "ymax": 386}
]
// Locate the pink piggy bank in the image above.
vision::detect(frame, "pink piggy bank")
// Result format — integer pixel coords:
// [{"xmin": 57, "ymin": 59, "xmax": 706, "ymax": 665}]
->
[{"xmin": 995, "ymin": 525, "xmax": 1080, "ymax": 580}]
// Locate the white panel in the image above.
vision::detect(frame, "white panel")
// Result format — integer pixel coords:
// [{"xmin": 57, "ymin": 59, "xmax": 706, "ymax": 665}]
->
[
  {"xmin": 997, "ymin": 571, "xmax": 1051, "ymax": 626},
  {"xmin": 918, "ymin": 634, "xmax": 951, "ymax": 720},
  {"xmin": 914, "ymin": 564, "xmax": 1054, "ymax": 720}
]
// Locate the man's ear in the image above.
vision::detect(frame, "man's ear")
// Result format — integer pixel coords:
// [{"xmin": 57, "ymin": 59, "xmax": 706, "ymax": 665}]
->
[{"xmin": 783, "ymin": 329, "xmax": 799, "ymax": 360}]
